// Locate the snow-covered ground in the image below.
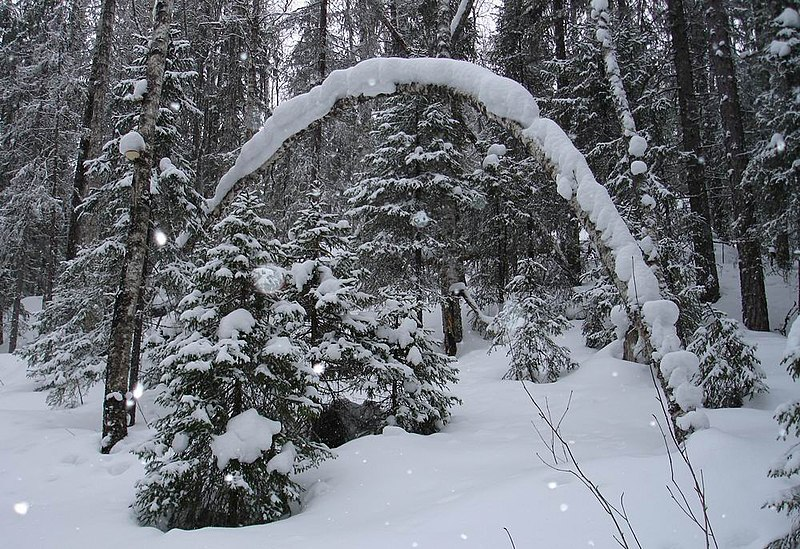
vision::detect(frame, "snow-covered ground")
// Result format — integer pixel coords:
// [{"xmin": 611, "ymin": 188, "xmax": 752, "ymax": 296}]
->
[{"xmin": 1, "ymin": 250, "xmax": 798, "ymax": 548}]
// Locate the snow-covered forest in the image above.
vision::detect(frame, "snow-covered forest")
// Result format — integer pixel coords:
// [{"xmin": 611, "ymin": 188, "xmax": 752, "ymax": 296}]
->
[{"xmin": 1, "ymin": 0, "xmax": 799, "ymax": 546}]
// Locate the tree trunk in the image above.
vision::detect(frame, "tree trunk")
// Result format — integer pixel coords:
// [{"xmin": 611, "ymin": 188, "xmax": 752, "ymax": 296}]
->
[
  {"xmin": 666, "ymin": 0, "xmax": 720, "ymax": 303},
  {"xmin": 102, "ymin": 0, "xmax": 174, "ymax": 454},
  {"xmin": 441, "ymin": 262, "xmax": 463, "ymax": 357},
  {"xmin": 311, "ymin": 0, "xmax": 328, "ymax": 185},
  {"xmin": 8, "ymin": 269, "xmax": 24, "ymax": 353},
  {"xmin": 65, "ymin": 0, "xmax": 117, "ymax": 260},
  {"xmin": 775, "ymin": 232, "xmax": 791, "ymax": 272},
  {"xmin": 705, "ymin": 0, "xmax": 769, "ymax": 330}
]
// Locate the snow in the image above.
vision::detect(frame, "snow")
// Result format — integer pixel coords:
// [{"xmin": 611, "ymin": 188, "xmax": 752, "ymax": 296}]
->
[
  {"xmin": 630, "ymin": 160, "xmax": 647, "ymax": 175},
  {"xmin": 132, "ymin": 79, "xmax": 148, "ymax": 100},
  {"xmin": 209, "ymin": 58, "xmax": 539, "ymax": 213},
  {"xmin": 775, "ymin": 8, "xmax": 800, "ymax": 29},
  {"xmin": 487, "ymin": 143, "xmax": 507, "ymax": 157},
  {"xmin": 210, "ymin": 408, "xmax": 281, "ymax": 470},
  {"xmin": 410, "ymin": 209, "xmax": 432, "ymax": 228},
  {"xmin": 449, "ymin": 0, "xmax": 471, "ymax": 36},
  {"xmin": 266, "ymin": 442, "xmax": 297, "ymax": 475},
  {"xmin": 481, "ymin": 153, "xmax": 500, "ymax": 169},
  {"xmin": 591, "ymin": 0, "xmax": 609, "ymax": 11},
  {"xmin": 118, "ymin": 131, "xmax": 145, "ymax": 156},
  {"xmin": 1, "ymin": 306, "xmax": 796, "ymax": 548},
  {"xmin": 217, "ymin": 308, "xmax": 256, "ymax": 339},
  {"xmin": 628, "ymin": 135, "xmax": 648, "ymax": 157}
]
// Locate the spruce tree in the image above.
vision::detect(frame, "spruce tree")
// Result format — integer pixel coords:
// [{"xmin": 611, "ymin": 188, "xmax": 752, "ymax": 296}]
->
[
  {"xmin": 490, "ymin": 260, "xmax": 577, "ymax": 382},
  {"xmin": 367, "ymin": 291, "xmax": 460, "ymax": 434},
  {"xmin": 768, "ymin": 317, "xmax": 800, "ymax": 548},
  {"xmin": 134, "ymin": 191, "xmax": 328, "ymax": 530},
  {"xmin": 687, "ymin": 308, "xmax": 767, "ymax": 408}
]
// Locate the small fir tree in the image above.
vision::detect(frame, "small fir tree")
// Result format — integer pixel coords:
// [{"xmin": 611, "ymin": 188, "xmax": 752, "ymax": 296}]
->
[
  {"xmin": 687, "ymin": 308, "xmax": 767, "ymax": 408},
  {"xmin": 768, "ymin": 316, "xmax": 800, "ymax": 548},
  {"xmin": 368, "ymin": 291, "xmax": 460, "ymax": 434},
  {"xmin": 134, "ymin": 191, "xmax": 328, "ymax": 530},
  {"xmin": 490, "ymin": 260, "xmax": 577, "ymax": 382}
]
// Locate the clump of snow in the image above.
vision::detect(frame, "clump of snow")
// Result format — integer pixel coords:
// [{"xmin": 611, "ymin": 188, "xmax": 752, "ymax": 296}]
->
[
  {"xmin": 291, "ymin": 260, "xmax": 317, "ymax": 290},
  {"xmin": 210, "ymin": 409, "xmax": 281, "ymax": 470},
  {"xmin": 770, "ymin": 40, "xmax": 793, "ymax": 58},
  {"xmin": 640, "ymin": 194, "xmax": 656, "ymax": 209},
  {"xmin": 448, "ymin": 282, "xmax": 467, "ymax": 295},
  {"xmin": 487, "ymin": 143, "xmax": 507, "ymax": 157},
  {"xmin": 630, "ymin": 160, "xmax": 648, "ymax": 176},
  {"xmin": 411, "ymin": 210, "xmax": 432, "ymax": 228},
  {"xmin": 119, "ymin": 131, "xmax": 145, "ymax": 156},
  {"xmin": 610, "ymin": 305, "xmax": 630, "ymax": 341},
  {"xmin": 775, "ymin": 8, "xmax": 800, "ymax": 29},
  {"xmin": 253, "ymin": 265, "xmax": 286, "ymax": 294},
  {"xmin": 482, "ymin": 154, "xmax": 500, "ymax": 169},
  {"xmin": 676, "ymin": 410, "xmax": 710, "ymax": 431},
  {"xmin": 217, "ymin": 308, "xmax": 256, "ymax": 339},
  {"xmin": 660, "ymin": 350, "xmax": 699, "ymax": 381},
  {"xmin": 266, "ymin": 442, "xmax": 297, "ymax": 475},
  {"xmin": 641, "ymin": 301, "xmax": 682, "ymax": 359},
  {"xmin": 132, "ymin": 79, "xmax": 148, "ymax": 100},
  {"xmin": 591, "ymin": 0, "xmax": 609, "ymax": 11},
  {"xmin": 628, "ymin": 135, "xmax": 648, "ymax": 157},
  {"xmin": 771, "ymin": 132, "xmax": 786, "ymax": 153}
]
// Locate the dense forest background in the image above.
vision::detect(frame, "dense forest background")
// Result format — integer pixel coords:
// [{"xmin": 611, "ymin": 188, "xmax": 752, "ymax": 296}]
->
[{"xmin": 0, "ymin": 0, "xmax": 799, "ymax": 543}]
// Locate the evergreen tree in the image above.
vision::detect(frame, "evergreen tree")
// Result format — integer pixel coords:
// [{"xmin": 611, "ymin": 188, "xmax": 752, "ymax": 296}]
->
[
  {"xmin": 687, "ymin": 308, "xmax": 767, "ymax": 408},
  {"xmin": 134, "ymin": 191, "xmax": 328, "ymax": 530},
  {"xmin": 490, "ymin": 260, "xmax": 577, "ymax": 382},
  {"xmin": 25, "ymin": 24, "xmax": 201, "ymax": 409},
  {"xmin": 768, "ymin": 316, "xmax": 800, "ymax": 548},
  {"xmin": 367, "ymin": 291, "xmax": 460, "ymax": 434}
]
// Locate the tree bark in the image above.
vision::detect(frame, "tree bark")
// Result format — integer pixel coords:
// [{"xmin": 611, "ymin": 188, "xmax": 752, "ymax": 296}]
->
[
  {"xmin": 65, "ymin": 0, "xmax": 117, "ymax": 260},
  {"xmin": 704, "ymin": 0, "xmax": 769, "ymax": 330},
  {"xmin": 102, "ymin": 0, "xmax": 174, "ymax": 454},
  {"xmin": 311, "ymin": 0, "xmax": 328, "ymax": 184},
  {"xmin": 8, "ymin": 268, "xmax": 24, "ymax": 353},
  {"xmin": 666, "ymin": 0, "xmax": 720, "ymax": 303}
]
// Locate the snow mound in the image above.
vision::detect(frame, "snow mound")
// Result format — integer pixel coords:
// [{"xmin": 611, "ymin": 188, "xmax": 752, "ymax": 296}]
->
[{"xmin": 119, "ymin": 131, "xmax": 145, "ymax": 156}]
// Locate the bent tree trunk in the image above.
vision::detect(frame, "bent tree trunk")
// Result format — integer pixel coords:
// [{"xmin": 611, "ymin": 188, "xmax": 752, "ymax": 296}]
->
[
  {"xmin": 666, "ymin": 0, "xmax": 720, "ymax": 303},
  {"xmin": 705, "ymin": 0, "xmax": 769, "ymax": 330},
  {"xmin": 102, "ymin": 0, "xmax": 174, "ymax": 454}
]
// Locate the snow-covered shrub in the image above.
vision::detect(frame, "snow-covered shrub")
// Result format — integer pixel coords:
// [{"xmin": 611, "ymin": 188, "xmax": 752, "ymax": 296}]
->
[{"xmin": 687, "ymin": 308, "xmax": 767, "ymax": 408}]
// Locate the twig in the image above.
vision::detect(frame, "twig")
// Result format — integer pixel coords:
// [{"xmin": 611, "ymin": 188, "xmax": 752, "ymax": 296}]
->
[
  {"xmin": 649, "ymin": 368, "xmax": 719, "ymax": 548},
  {"xmin": 521, "ymin": 383, "xmax": 642, "ymax": 549},
  {"xmin": 503, "ymin": 527, "xmax": 517, "ymax": 549}
]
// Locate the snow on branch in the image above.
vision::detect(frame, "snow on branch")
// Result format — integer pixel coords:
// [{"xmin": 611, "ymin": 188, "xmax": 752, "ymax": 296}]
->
[{"xmin": 208, "ymin": 57, "xmax": 704, "ymax": 432}]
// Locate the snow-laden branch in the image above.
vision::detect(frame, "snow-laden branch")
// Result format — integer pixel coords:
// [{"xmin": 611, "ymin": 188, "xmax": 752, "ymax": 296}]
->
[{"xmin": 207, "ymin": 56, "xmax": 705, "ymax": 432}]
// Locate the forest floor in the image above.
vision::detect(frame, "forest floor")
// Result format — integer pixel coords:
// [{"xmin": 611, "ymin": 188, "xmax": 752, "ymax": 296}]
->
[{"xmin": 1, "ymin": 244, "xmax": 798, "ymax": 548}]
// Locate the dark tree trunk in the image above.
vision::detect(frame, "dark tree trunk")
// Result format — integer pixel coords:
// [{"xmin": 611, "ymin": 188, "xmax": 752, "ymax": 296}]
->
[
  {"xmin": 666, "ymin": 0, "xmax": 720, "ymax": 303},
  {"xmin": 775, "ymin": 232, "xmax": 791, "ymax": 272},
  {"xmin": 705, "ymin": 0, "xmax": 769, "ymax": 330},
  {"xmin": 8, "ymin": 269, "xmax": 24, "ymax": 354},
  {"xmin": 441, "ymin": 262, "xmax": 463, "ymax": 357},
  {"xmin": 102, "ymin": 0, "xmax": 174, "ymax": 454},
  {"xmin": 65, "ymin": 0, "xmax": 117, "ymax": 260},
  {"xmin": 311, "ymin": 0, "xmax": 328, "ymax": 184}
]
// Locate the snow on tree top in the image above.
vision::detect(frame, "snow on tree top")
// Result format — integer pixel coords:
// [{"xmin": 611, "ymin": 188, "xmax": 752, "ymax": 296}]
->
[
  {"xmin": 628, "ymin": 135, "xmax": 648, "ymax": 158},
  {"xmin": 210, "ymin": 409, "xmax": 281, "ymax": 470}
]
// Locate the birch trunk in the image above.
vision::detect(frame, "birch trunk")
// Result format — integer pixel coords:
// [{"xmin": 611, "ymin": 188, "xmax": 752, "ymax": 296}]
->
[
  {"xmin": 102, "ymin": 0, "xmax": 174, "ymax": 454},
  {"xmin": 704, "ymin": 0, "xmax": 769, "ymax": 330}
]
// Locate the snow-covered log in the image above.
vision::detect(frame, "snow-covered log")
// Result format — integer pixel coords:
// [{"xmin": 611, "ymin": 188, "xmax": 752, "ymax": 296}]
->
[{"xmin": 206, "ymin": 56, "xmax": 706, "ymax": 437}]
